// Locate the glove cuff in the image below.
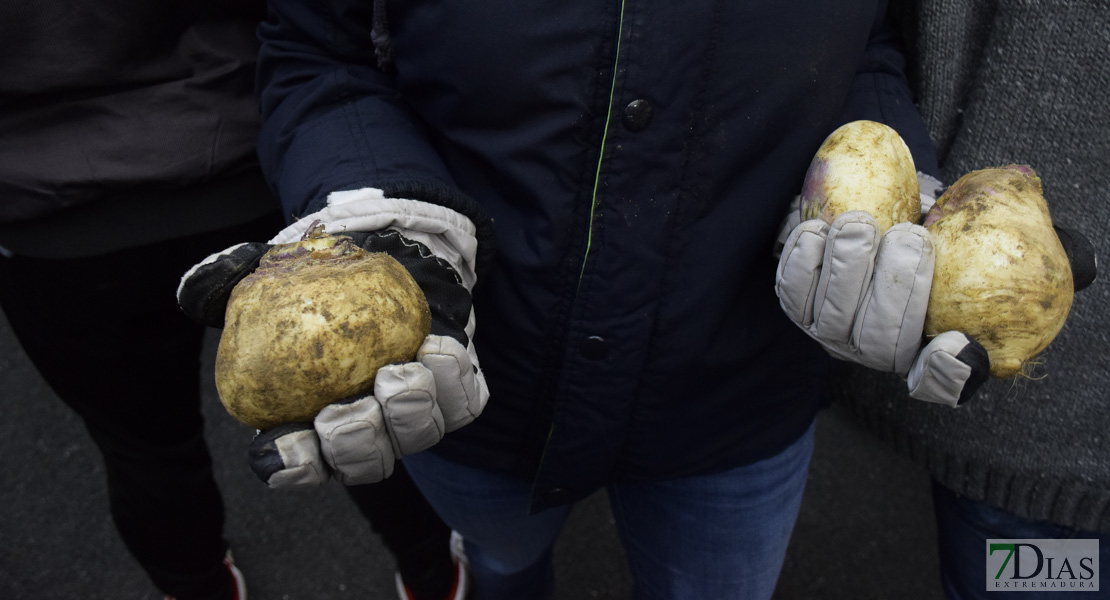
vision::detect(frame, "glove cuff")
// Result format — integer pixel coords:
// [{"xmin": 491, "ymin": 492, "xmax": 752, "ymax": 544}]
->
[
  {"xmin": 301, "ymin": 180, "xmax": 495, "ymax": 277},
  {"xmin": 271, "ymin": 189, "xmax": 482, "ymax": 290}
]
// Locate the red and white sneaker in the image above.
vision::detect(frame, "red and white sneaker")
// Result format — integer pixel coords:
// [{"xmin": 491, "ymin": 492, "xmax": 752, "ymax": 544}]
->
[
  {"xmin": 223, "ymin": 552, "xmax": 247, "ymax": 600},
  {"xmin": 164, "ymin": 551, "xmax": 247, "ymax": 600},
  {"xmin": 449, "ymin": 531, "xmax": 468, "ymax": 569},
  {"xmin": 395, "ymin": 532, "xmax": 470, "ymax": 600}
]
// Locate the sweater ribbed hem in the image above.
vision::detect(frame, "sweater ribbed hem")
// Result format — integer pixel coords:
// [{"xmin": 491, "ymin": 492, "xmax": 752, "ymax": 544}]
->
[{"xmin": 833, "ymin": 375, "xmax": 1110, "ymax": 534}]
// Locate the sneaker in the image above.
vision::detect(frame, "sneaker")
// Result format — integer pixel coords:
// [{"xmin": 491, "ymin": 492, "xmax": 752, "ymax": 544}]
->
[
  {"xmin": 448, "ymin": 530, "xmax": 469, "ymax": 569},
  {"xmin": 395, "ymin": 533, "xmax": 470, "ymax": 600},
  {"xmin": 394, "ymin": 559, "xmax": 470, "ymax": 600},
  {"xmin": 164, "ymin": 551, "xmax": 247, "ymax": 600},
  {"xmin": 224, "ymin": 552, "xmax": 247, "ymax": 600}
]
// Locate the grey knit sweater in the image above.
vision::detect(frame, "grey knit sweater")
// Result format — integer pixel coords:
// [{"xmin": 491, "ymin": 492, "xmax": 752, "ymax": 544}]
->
[{"xmin": 835, "ymin": 0, "xmax": 1110, "ymax": 532}]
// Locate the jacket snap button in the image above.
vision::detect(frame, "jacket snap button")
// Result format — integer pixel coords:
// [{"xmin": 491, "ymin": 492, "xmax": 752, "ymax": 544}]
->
[
  {"xmin": 622, "ymin": 99, "xmax": 653, "ymax": 131},
  {"xmin": 580, "ymin": 336, "xmax": 610, "ymax": 360}
]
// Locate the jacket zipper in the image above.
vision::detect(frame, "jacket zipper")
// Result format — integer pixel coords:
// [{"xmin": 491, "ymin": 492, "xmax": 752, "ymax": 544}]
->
[
  {"xmin": 532, "ymin": 1, "xmax": 629, "ymax": 506},
  {"xmin": 577, "ymin": 0, "xmax": 628, "ymax": 293}
]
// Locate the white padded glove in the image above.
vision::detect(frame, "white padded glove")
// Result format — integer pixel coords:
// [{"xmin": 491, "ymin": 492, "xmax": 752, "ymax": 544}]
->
[
  {"xmin": 180, "ymin": 188, "xmax": 489, "ymax": 487},
  {"xmin": 774, "ymin": 174, "xmax": 990, "ymax": 407}
]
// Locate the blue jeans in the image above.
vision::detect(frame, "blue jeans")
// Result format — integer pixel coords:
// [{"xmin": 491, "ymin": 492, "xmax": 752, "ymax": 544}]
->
[
  {"xmin": 403, "ymin": 421, "xmax": 815, "ymax": 600},
  {"xmin": 932, "ymin": 480, "xmax": 1107, "ymax": 599}
]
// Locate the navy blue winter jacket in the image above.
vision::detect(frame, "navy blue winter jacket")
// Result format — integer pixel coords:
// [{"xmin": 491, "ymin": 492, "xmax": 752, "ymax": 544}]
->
[{"xmin": 256, "ymin": 0, "xmax": 939, "ymax": 510}]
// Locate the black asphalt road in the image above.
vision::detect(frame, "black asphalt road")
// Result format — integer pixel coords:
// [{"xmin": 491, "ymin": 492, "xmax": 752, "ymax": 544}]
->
[{"xmin": 0, "ymin": 306, "xmax": 945, "ymax": 599}]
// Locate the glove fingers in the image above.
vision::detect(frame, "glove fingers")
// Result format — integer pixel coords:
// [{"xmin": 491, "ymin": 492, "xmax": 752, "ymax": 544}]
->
[
  {"xmin": 375, "ymin": 362, "xmax": 445, "ymax": 455},
  {"xmin": 418, "ymin": 333, "xmax": 488, "ymax": 432},
  {"xmin": 315, "ymin": 396, "xmax": 396, "ymax": 485},
  {"xmin": 248, "ymin": 423, "xmax": 330, "ymax": 489},
  {"xmin": 775, "ymin": 220, "xmax": 831, "ymax": 326},
  {"xmin": 908, "ymin": 331, "xmax": 991, "ymax": 407},
  {"xmin": 177, "ymin": 241, "xmax": 272, "ymax": 327},
  {"xmin": 854, "ymin": 223, "xmax": 934, "ymax": 373},
  {"xmin": 813, "ymin": 212, "xmax": 880, "ymax": 343}
]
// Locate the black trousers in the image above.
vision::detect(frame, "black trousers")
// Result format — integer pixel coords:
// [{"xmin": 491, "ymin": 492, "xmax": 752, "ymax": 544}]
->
[{"xmin": 0, "ymin": 213, "xmax": 453, "ymax": 599}]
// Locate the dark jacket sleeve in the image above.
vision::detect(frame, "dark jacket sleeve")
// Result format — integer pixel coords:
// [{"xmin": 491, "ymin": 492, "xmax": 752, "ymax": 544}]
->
[
  {"xmin": 837, "ymin": 3, "xmax": 941, "ymax": 179},
  {"xmin": 256, "ymin": 0, "xmax": 470, "ymax": 220}
]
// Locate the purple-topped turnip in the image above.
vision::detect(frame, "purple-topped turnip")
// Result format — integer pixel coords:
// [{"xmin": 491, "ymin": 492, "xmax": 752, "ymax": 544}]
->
[
  {"xmin": 801, "ymin": 120, "xmax": 921, "ymax": 233},
  {"xmin": 923, "ymin": 165, "xmax": 1074, "ymax": 377}
]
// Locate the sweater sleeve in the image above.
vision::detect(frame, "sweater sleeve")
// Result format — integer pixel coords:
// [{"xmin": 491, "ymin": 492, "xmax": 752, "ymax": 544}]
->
[
  {"xmin": 256, "ymin": 0, "xmax": 475, "ymax": 220},
  {"xmin": 836, "ymin": 2, "xmax": 941, "ymax": 180}
]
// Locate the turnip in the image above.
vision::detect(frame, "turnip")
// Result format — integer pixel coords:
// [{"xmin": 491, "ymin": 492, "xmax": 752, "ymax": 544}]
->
[
  {"xmin": 798, "ymin": 122, "xmax": 1076, "ymax": 379},
  {"xmin": 800, "ymin": 120, "xmax": 921, "ymax": 232},
  {"xmin": 215, "ymin": 224, "xmax": 431, "ymax": 429},
  {"xmin": 923, "ymin": 165, "xmax": 1074, "ymax": 378}
]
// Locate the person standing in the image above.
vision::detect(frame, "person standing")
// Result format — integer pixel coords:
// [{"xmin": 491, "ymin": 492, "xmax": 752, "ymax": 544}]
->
[
  {"xmin": 834, "ymin": 1, "xmax": 1108, "ymax": 597},
  {"xmin": 0, "ymin": 3, "xmax": 464, "ymax": 599},
  {"xmin": 174, "ymin": 1, "xmax": 998, "ymax": 599}
]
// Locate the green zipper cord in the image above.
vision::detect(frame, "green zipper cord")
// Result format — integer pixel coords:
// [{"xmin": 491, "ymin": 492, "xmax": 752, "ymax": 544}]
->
[
  {"xmin": 532, "ymin": 2, "xmax": 630, "ymax": 495},
  {"xmin": 578, "ymin": 0, "xmax": 628, "ymax": 291}
]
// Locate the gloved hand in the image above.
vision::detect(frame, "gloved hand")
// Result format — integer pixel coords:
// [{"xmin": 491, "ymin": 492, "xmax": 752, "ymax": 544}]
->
[
  {"xmin": 774, "ymin": 173, "xmax": 990, "ymax": 408},
  {"xmin": 178, "ymin": 188, "xmax": 490, "ymax": 487}
]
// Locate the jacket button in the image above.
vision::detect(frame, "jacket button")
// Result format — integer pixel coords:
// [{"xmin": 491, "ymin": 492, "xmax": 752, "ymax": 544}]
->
[
  {"xmin": 622, "ymin": 99, "xmax": 653, "ymax": 131},
  {"xmin": 580, "ymin": 336, "xmax": 609, "ymax": 360}
]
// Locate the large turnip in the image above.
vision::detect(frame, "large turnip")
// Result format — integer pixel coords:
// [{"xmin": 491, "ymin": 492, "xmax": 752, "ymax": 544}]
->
[
  {"xmin": 800, "ymin": 120, "xmax": 921, "ymax": 233},
  {"xmin": 799, "ymin": 121, "xmax": 1075, "ymax": 379},
  {"xmin": 215, "ymin": 224, "xmax": 431, "ymax": 429},
  {"xmin": 923, "ymin": 165, "xmax": 1074, "ymax": 377}
]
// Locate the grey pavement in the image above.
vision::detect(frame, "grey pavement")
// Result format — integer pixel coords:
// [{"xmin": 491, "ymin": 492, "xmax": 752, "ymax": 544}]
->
[{"xmin": 0, "ymin": 305, "xmax": 945, "ymax": 600}]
